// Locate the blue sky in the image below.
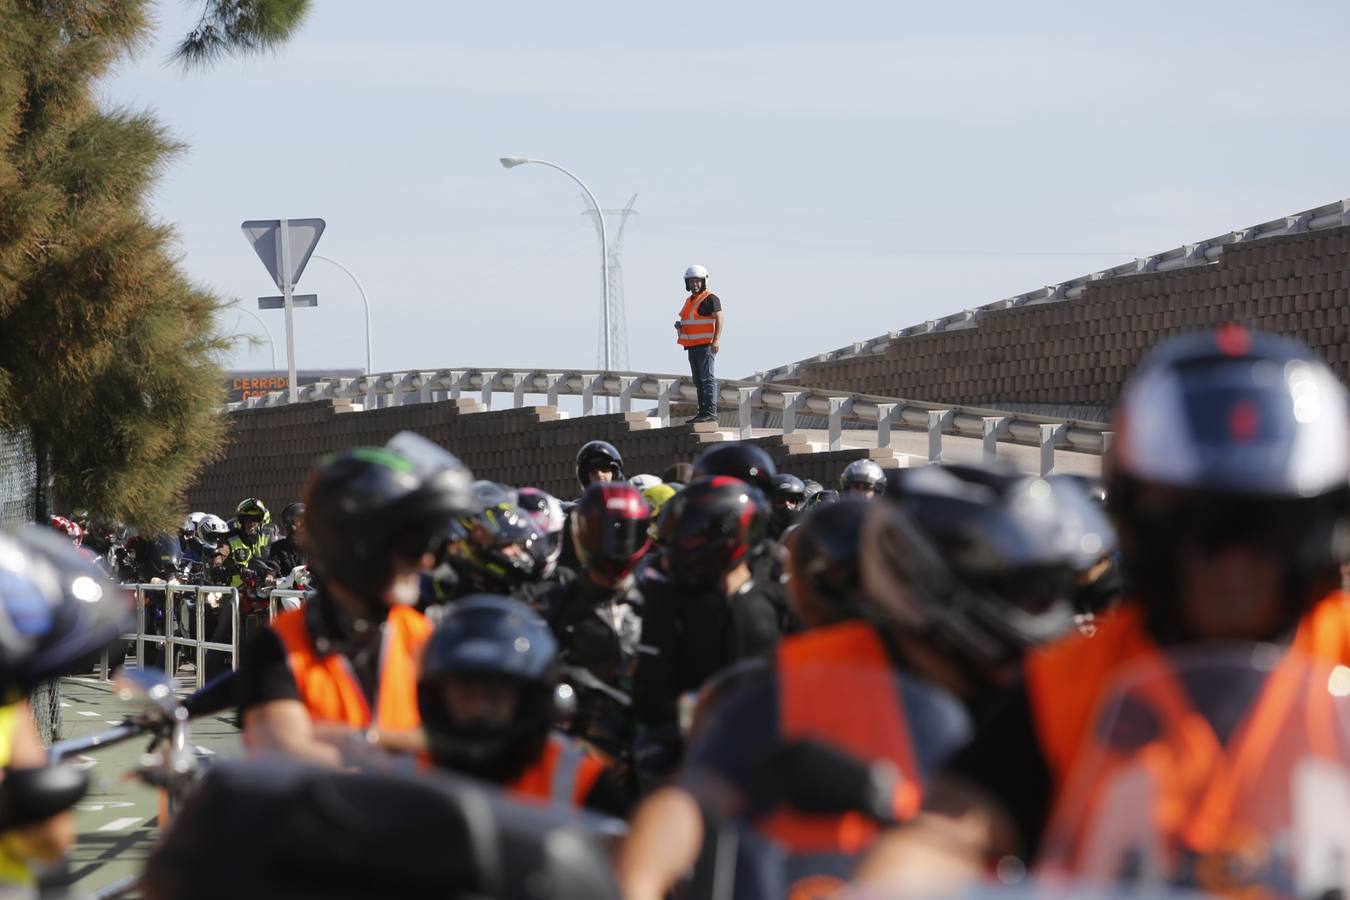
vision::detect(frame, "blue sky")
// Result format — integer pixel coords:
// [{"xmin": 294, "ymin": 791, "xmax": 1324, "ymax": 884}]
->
[{"xmin": 101, "ymin": 0, "xmax": 1350, "ymax": 383}]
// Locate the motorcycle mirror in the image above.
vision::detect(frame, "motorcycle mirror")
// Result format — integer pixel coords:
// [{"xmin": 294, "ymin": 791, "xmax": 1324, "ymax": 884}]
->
[
  {"xmin": 771, "ymin": 739, "xmax": 900, "ymax": 824},
  {"xmin": 114, "ymin": 667, "xmax": 178, "ymax": 719}
]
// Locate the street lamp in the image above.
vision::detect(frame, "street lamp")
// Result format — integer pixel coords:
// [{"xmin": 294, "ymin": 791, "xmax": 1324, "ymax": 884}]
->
[
  {"xmin": 235, "ymin": 305, "xmax": 278, "ymax": 370},
  {"xmin": 313, "ymin": 254, "xmax": 374, "ymax": 375},
  {"xmin": 499, "ymin": 156, "xmax": 612, "ymax": 393}
]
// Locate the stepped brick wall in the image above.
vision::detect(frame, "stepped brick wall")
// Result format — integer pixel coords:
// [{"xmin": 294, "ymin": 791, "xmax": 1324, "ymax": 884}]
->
[
  {"xmin": 793, "ymin": 226, "xmax": 1350, "ymax": 412},
  {"xmin": 185, "ymin": 399, "xmax": 894, "ymax": 516}
]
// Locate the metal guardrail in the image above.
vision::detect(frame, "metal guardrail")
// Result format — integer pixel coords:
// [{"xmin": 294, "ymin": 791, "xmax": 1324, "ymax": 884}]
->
[
  {"xmin": 229, "ymin": 367, "xmax": 1111, "ymax": 475},
  {"xmin": 268, "ymin": 589, "xmax": 310, "ymax": 620},
  {"xmin": 101, "ymin": 584, "xmax": 240, "ymax": 691},
  {"xmin": 752, "ymin": 197, "xmax": 1350, "ymax": 383}
]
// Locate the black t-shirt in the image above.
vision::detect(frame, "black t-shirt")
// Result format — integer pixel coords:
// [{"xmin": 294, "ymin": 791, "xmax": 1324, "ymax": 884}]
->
[
  {"xmin": 696, "ymin": 293, "xmax": 722, "ymax": 316},
  {"xmin": 633, "ymin": 577, "xmax": 783, "ymax": 729},
  {"xmin": 237, "ymin": 591, "xmax": 387, "ymax": 714}
]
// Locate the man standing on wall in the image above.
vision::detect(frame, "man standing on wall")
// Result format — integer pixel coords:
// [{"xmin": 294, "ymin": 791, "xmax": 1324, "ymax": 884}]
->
[{"xmin": 675, "ymin": 264, "xmax": 723, "ymax": 425}]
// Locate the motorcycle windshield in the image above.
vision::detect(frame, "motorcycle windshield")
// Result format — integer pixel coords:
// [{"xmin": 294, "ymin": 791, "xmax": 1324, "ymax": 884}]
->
[{"xmin": 1037, "ymin": 644, "xmax": 1350, "ymax": 899}]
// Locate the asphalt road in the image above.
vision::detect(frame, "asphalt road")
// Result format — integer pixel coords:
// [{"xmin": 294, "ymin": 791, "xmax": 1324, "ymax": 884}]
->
[{"xmin": 51, "ymin": 676, "xmax": 241, "ymax": 896}]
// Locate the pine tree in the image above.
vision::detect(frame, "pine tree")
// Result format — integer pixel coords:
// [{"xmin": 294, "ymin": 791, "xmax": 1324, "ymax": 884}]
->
[{"xmin": 0, "ymin": 1, "xmax": 309, "ymax": 529}]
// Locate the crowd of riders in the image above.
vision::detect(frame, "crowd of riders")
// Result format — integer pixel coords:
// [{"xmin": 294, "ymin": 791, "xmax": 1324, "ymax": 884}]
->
[{"xmin": 8, "ymin": 325, "xmax": 1350, "ymax": 898}]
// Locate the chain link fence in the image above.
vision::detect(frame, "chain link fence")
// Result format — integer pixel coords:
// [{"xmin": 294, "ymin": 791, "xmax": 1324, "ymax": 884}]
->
[{"xmin": 0, "ymin": 426, "xmax": 61, "ymax": 745}]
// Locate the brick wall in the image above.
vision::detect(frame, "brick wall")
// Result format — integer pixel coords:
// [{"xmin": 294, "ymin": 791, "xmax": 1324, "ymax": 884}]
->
[
  {"xmin": 794, "ymin": 226, "xmax": 1350, "ymax": 411},
  {"xmin": 185, "ymin": 399, "xmax": 897, "ymax": 517}
]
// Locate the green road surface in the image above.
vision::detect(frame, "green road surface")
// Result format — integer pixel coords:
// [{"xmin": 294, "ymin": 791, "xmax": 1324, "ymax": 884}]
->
[{"xmin": 53, "ymin": 676, "xmax": 241, "ymax": 896}]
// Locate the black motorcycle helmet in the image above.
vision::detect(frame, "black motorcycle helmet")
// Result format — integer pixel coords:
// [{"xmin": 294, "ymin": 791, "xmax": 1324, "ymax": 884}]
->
[
  {"xmin": 861, "ymin": 463, "xmax": 1116, "ymax": 692},
  {"xmin": 804, "ymin": 489, "xmax": 840, "ymax": 512},
  {"xmin": 840, "ymin": 459, "xmax": 887, "ymax": 497},
  {"xmin": 768, "ymin": 473, "xmax": 807, "ymax": 538},
  {"xmin": 692, "ymin": 442, "xmax": 776, "ymax": 495},
  {"xmin": 302, "ymin": 432, "xmax": 476, "ymax": 603},
  {"xmin": 785, "ymin": 498, "xmax": 869, "ymax": 628},
  {"xmin": 1105, "ymin": 327, "xmax": 1350, "ymax": 641},
  {"xmin": 280, "ymin": 502, "xmax": 305, "ymax": 538},
  {"xmin": 418, "ymin": 595, "xmax": 559, "ymax": 783},
  {"xmin": 576, "ymin": 441, "xmax": 624, "ymax": 489},
  {"xmin": 655, "ymin": 476, "xmax": 767, "ymax": 589},
  {"xmin": 0, "ymin": 527, "xmax": 128, "ymax": 701}
]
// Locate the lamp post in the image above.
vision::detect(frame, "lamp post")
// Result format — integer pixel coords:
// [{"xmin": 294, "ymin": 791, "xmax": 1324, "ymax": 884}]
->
[
  {"xmin": 236, "ymin": 305, "xmax": 278, "ymax": 370},
  {"xmin": 500, "ymin": 157, "xmax": 611, "ymax": 402},
  {"xmin": 312, "ymin": 254, "xmax": 374, "ymax": 375}
]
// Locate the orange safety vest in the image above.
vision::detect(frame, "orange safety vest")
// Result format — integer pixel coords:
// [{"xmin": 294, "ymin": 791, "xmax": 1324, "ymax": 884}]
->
[
  {"xmin": 1028, "ymin": 594, "xmax": 1350, "ymax": 867},
  {"xmin": 755, "ymin": 621, "xmax": 923, "ymax": 855},
  {"xmin": 508, "ymin": 734, "xmax": 608, "ymax": 808},
  {"xmin": 271, "ymin": 603, "xmax": 431, "ymax": 731},
  {"xmin": 677, "ymin": 291, "xmax": 717, "ymax": 348}
]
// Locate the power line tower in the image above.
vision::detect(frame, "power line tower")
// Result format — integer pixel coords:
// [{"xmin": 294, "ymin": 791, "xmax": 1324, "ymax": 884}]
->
[{"xmin": 583, "ymin": 194, "xmax": 637, "ymax": 374}]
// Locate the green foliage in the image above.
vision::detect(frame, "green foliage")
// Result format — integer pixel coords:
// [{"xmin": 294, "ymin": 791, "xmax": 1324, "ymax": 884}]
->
[
  {"xmin": 0, "ymin": 0, "xmax": 240, "ymax": 529},
  {"xmin": 175, "ymin": 0, "xmax": 311, "ymax": 68}
]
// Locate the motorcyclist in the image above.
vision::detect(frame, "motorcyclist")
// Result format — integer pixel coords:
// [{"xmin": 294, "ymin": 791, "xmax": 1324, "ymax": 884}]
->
[
  {"xmin": 237, "ymin": 432, "xmax": 476, "ymax": 767},
  {"xmin": 632, "ymin": 476, "xmax": 785, "ymax": 770},
  {"xmin": 767, "ymin": 473, "xmax": 807, "ymax": 540},
  {"xmin": 179, "ymin": 512, "xmax": 206, "ymax": 560},
  {"xmin": 226, "ymin": 498, "xmax": 273, "ymax": 588},
  {"xmin": 575, "ymin": 440, "xmax": 624, "ymax": 491},
  {"xmin": 441, "ymin": 500, "xmax": 545, "ymax": 605},
  {"xmin": 417, "ymin": 594, "xmax": 632, "ymax": 817},
  {"xmin": 516, "ymin": 487, "xmax": 573, "ymax": 589},
  {"xmin": 618, "ymin": 464, "xmax": 1114, "ymax": 899},
  {"xmin": 840, "ymin": 458, "xmax": 886, "ymax": 498},
  {"xmin": 0, "ymin": 527, "xmax": 127, "ymax": 889},
  {"xmin": 537, "ymin": 483, "xmax": 651, "ymax": 760},
  {"xmin": 862, "ymin": 327, "xmax": 1350, "ymax": 889},
  {"xmin": 267, "ymin": 502, "xmax": 307, "ymax": 579}
]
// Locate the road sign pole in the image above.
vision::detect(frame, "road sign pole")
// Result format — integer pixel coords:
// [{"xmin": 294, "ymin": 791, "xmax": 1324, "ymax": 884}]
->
[{"xmin": 278, "ymin": 218, "xmax": 298, "ymax": 402}]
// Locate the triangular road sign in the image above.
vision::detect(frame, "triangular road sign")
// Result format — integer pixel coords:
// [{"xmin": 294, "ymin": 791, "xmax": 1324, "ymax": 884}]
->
[{"xmin": 241, "ymin": 218, "xmax": 326, "ymax": 290}]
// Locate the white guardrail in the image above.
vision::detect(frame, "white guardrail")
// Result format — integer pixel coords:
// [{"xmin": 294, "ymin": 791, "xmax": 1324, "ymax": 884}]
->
[
  {"xmin": 101, "ymin": 584, "xmax": 311, "ymax": 690},
  {"xmin": 753, "ymin": 197, "xmax": 1350, "ymax": 383},
  {"xmin": 230, "ymin": 368, "xmax": 1112, "ymax": 476}
]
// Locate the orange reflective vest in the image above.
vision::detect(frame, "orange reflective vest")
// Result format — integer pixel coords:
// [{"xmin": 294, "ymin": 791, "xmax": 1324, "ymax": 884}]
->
[
  {"xmin": 755, "ymin": 621, "xmax": 923, "ymax": 855},
  {"xmin": 1028, "ymin": 594, "xmax": 1350, "ymax": 864},
  {"xmin": 508, "ymin": 734, "xmax": 608, "ymax": 809},
  {"xmin": 270, "ymin": 603, "xmax": 431, "ymax": 731},
  {"xmin": 677, "ymin": 291, "xmax": 717, "ymax": 348}
]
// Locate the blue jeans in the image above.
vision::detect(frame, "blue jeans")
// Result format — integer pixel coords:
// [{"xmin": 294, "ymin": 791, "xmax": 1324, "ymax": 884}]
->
[{"xmin": 687, "ymin": 344, "xmax": 717, "ymax": 417}]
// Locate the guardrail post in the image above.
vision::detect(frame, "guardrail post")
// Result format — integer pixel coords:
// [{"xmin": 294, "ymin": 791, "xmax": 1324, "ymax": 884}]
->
[
  {"xmin": 512, "ymin": 372, "xmax": 531, "ymax": 409},
  {"xmin": 738, "ymin": 388, "xmax": 759, "ymax": 440},
  {"xmin": 618, "ymin": 377, "xmax": 636, "ymax": 413},
  {"xmin": 135, "ymin": 586, "xmax": 146, "ymax": 671},
  {"xmin": 383, "ymin": 372, "xmax": 406, "ymax": 406},
  {"xmin": 927, "ymin": 410, "xmax": 954, "ymax": 463},
  {"xmin": 656, "ymin": 379, "xmax": 677, "ymax": 427},
  {"xmin": 480, "ymin": 371, "xmax": 498, "ymax": 409},
  {"xmin": 446, "ymin": 370, "xmax": 465, "ymax": 401},
  {"xmin": 230, "ymin": 589, "xmax": 241, "ymax": 671},
  {"xmin": 827, "ymin": 397, "xmax": 854, "ymax": 452},
  {"xmin": 364, "ymin": 376, "xmax": 380, "ymax": 411},
  {"xmin": 780, "ymin": 392, "xmax": 802, "ymax": 436},
  {"xmin": 195, "ymin": 586, "xmax": 207, "ymax": 689},
  {"xmin": 1102, "ymin": 431, "xmax": 1115, "ymax": 456},
  {"xmin": 164, "ymin": 585, "xmax": 176, "ymax": 678},
  {"xmin": 418, "ymin": 371, "xmax": 437, "ymax": 404},
  {"xmin": 544, "ymin": 373, "xmax": 564, "ymax": 408},
  {"xmin": 1040, "ymin": 423, "xmax": 1068, "ymax": 476},
  {"xmin": 582, "ymin": 375, "xmax": 604, "ymax": 416},
  {"xmin": 876, "ymin": 403, "xmax": 903, "ymax": 449},
  {"xmin": 983, "ymin": 416, "xmax": 1012, "ymax": 464}
]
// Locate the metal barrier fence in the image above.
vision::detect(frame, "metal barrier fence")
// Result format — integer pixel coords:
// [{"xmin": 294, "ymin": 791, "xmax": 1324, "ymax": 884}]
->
[
  {"xmin": 100, "ymin": 584, "xmax": 314, "ymax": 690},
  {"xmin": 102, "ymin": 584, "xmax": 241, "ymax": 691}
]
